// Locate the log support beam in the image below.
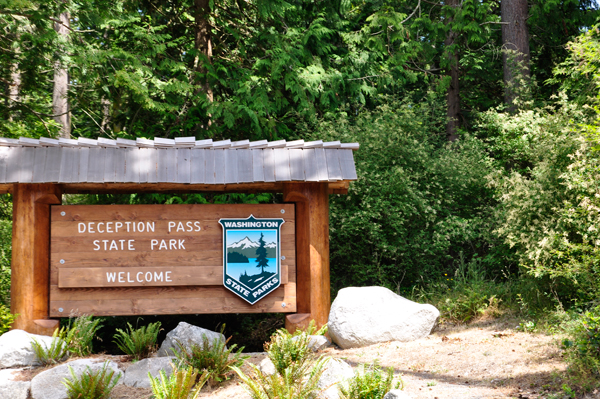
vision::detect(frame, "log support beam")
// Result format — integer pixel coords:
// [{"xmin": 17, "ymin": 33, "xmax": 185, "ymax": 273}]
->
[
  {"xmin": 283, "ymin": 183, "xmax": 330, "ymax": 333},
  {"xmin": 11, "ymin": 184, "xmax": 62, "ymax": 335}
]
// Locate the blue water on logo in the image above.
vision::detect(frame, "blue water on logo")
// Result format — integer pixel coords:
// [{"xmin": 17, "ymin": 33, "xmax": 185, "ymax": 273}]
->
[{"xmin": 226, "ymin": 258, "xmax": 277, "ymax": 280}]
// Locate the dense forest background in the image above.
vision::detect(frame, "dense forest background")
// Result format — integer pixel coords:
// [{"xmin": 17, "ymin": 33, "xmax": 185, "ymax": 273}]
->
[{"xmin": 3, "ymin": 0, "xmax": 600, "ymax": 387}]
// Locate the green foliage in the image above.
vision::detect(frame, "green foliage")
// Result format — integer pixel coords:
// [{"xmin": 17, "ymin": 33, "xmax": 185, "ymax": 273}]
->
[
  {"xmin": 0, "ymin": 305, "xmax": 16, "ymax": 335},
  {"xmin": 66, "ymin": 315, "xmax": 103, "ymax": 357},
  {"xmin": 233, "ymin": 326, "xmax": 329, "ymax": 399},
  {"xmin": 174, "ymin": 328, "xmax": 248, "ymax": 386},
  {"xmin": 0, "ymin": 219, "xmax": 12, "ymax": 307},
  {"xmin": 112, "ymin": 321, "xmax": 161, "ymax": 360},
  {"xmin": 149, "ymin": 366, "xmax": 208, "ymax": 399},
  {"xmin": 62, "ymin": 361, "xmax": 121, "ymax": 399},
  {"xmin": 339, "ymin": 362, "xmax": 398, "ymax": 399},
  {"xmin": 311, "ymin": 95, "xmax": 496, "ymax": 292},
  {"xmin": 561, "ymin": 306, "xmax": 600, "ymax": 391},
  {"xmin": 31, "ymin": 327, "xmax": 69, "ymax": 366}
]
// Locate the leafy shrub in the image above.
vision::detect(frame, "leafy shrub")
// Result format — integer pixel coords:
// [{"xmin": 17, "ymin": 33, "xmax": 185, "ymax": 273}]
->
[
  {"xmin": 31, "ymin": 327, "xmax": 69, "ymax": 366},
  {"xmin": 113, "ymin": 321, "xmax": 161, "ymax": 360},
  {"xmin": 339, "ymin": 362, "xmax": 399, "ymax": 399},
  {"xmin": 0, "ymin": 305, "xmax": 16, "ymax": 335},
  {"xmin": 562, "ymin": 307, "xmax": 600, "ymax": 390},
  {"xmin": 149, "ymin": 365, "xmax": 208, "ymax": 399},
  {"xmin": 0, "ymin": 220, "xmax": 12, "ymax": 307},
  {"xmin": 62, "ymin": 361, "xmax": 121, "ymax": 399},
  {"xmin": 174, "ymin": 329, "xmax": 248, "ymax": 386},
  {"xmin": 66, "ymin": 314, "xmax": 103, "ymax": 357},
  {"xmin": 233, "ymin": 327, "xmax": 329, "ymax": 399}
]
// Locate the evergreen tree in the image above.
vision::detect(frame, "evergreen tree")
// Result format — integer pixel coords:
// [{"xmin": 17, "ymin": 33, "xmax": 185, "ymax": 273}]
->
[{"xmin": 255, "ymin": 233, "xmax": 269, "ymax": 274}]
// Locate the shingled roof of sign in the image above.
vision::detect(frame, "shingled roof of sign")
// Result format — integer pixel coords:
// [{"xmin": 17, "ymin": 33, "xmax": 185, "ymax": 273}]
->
[{"xmin": 0, "ymin": 137, "xmax": 358, "ymax": 184}]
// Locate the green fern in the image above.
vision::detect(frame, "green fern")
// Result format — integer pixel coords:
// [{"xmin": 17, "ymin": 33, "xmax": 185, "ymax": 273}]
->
[
  {"xmin": 31, "ymin": 327, "xmax": 68, "ymax": 366},
  {"xmin": 149, "ymin": 365, "xmax": 208, "ymax": 399},
  {"xmin": 62, "ymin": 361, "xmax": 121, "ymax": 399},
  {"xmin": 66, "ymin": 314, "xmax": 103, "ymax": 357},
  {"xmin": 338, "ymin": 362, "xmax": 399, "ymax": 399},
  {"xmin": 113, "ymin": 321, "xmax": 161, "ymax": 360}
]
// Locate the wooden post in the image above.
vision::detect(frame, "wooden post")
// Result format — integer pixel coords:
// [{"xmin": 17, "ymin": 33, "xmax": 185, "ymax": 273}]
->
[
  {"xmin": 283, "ymin": 183, "xmax": 330, "ymax": 332},
  {"xmin": 11, "ymin": 184, "xmax": 62, "ymax": 335}
]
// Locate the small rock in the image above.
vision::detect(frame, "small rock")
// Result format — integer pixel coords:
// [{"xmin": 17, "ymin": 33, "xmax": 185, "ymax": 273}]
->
[
  {"xmin": 383, "ymin": 390, "xmax": 412, "ymax": 399},
  {"xmin": 0, "ymin": 368, "xmax": 30, "ymax": 399},
  {"xmin": 318, "ymin": 358, "xmax": 354, "ymax": 399},
  {"xmin": 328, "ymin": 286, "xmax": 440, "ymax": 349},
  {"xmin": 157, "ymin": 322, "xmax": 225, "ymax": 357},
  {"xmin": 30, "ymin": 359, "xmax": 123, "ymax": 399},
  {"xmin": 123, "ymin": 357, "xmax": 176, "ymax": 389},
  {"xmin": 308, "ymin": 335, "xmax": 331, "ymax": 351},
  {"xmin": 258, "ymin": 358, "xmax": 276, "ymax": 375},
  {"xmin": 0, "ymin": 329, "xmax": 58, "ymax": 368}
]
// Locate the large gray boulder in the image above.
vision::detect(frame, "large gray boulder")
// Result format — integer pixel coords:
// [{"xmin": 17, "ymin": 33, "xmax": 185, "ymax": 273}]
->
[
  {"xmin": 383, "ymin": 390, "xmax": 412, "ymax": 399},
  {"xmin": 123, "ymin": 356, "xmax": 175, "ymax": 388},
  {"xmin": 328, "ymin": 287, "xmax": 439, "ymax": 349},
  {"xmin": 0, "ymin": 368, "xmax": 30, "ymax": 399},
  {"xmin": 30, "ymin": 359, "xmax": 123, "ymax": 399},
  {"xmin": 0, "ymin": 329, "xmax": 57, "ymax": 368},
  {"xmin": 157, "ymin": 322, "xmax": 225, "ymax": 357},
  {"xmin": 317, "ymin": 358, "xmax": 354, "ymax": 399}
]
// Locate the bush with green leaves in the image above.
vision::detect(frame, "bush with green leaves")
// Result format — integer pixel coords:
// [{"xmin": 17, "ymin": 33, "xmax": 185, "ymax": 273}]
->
[
  {"xmin": 0, "ymin": 305, "xmax": 16, "ymax": 335},
  {"xmin": 233, "ymin": 327, "xmax": 329, "ymax": 399},
  {"xmin": 62, "ymin": 361, "xmax": 121, "ymax": 399},
  {"xmin": 66, "ymin": 314, "xmax": 103, "ymax": 357},
  {"xmin": 174, "ymin": 327, "xmax": 248, "ymax": 387},
  {"xmin": 149, "ymin": 365, "xmax": 208, "ymax": 399},
  {"xmin": 561, "ymin": 307, "xmax": 600, "ymax": 390},
  {"xmin": 0, "ymin": 219, "xmax": 12, "ymax": 307},
  {"xmin": 113, "ymin": 321, "xmax": 161, "ymax": 360},
  {"xmin": 339, "ymin": 362, "xmax": 400, "ymax": 399}
]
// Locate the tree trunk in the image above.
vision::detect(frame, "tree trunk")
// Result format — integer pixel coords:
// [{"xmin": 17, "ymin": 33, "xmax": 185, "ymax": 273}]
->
[
  {"xmin": 194, "ymin": 0, "xmax": 213, "ymax": 103},
  {"xmin": 501, "ymin": 0, "xmax": 530, "ymax": 109},
  {"xmin": 445, "ymin": 0, "xmax": 461, "ymax": 141},
  {"xmin": 53, "ymin": 11, "xmax": 70, "ymax": 138},
  {"xmin": 8, "ymin": 58, "xmax": 21, "ymax": 122}
]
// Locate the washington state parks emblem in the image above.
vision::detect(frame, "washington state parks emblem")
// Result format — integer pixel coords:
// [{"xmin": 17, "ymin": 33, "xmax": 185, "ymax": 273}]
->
[{"xmin": 218, "ymin": 215, "xmax": 285, "ymax": 304}]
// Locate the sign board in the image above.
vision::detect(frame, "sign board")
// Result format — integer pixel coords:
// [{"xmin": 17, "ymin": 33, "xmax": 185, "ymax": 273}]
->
[{"xmin": 49, "ymin": 204, "xmax": 296, "ymax": 317}]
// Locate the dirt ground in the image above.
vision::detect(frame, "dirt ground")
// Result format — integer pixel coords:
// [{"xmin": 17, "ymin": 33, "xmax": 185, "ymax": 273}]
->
[{"xmin": 16, "ymin": 318, "xmax": 589, "ymax": 399}]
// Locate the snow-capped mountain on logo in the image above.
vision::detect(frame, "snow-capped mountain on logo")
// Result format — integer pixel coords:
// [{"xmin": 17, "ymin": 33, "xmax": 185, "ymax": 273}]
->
[
  {"xmin": 227, "ymin": 236, "xmax": 259, "ymax": 250},
  {"xmin": 227, "ymin": 236, "xmax": 277, "ymax": 258}
]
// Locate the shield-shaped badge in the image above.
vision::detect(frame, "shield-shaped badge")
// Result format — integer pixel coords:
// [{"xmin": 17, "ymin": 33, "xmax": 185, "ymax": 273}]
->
[{"xmin": 218, "ymin": 215, "xmax": 285, "ymax": 304}]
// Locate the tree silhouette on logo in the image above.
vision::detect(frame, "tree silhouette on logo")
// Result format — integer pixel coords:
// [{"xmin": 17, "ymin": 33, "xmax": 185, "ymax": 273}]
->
[{"xmin": 255, "ymin": 232, "xmax": 269, "ymax": 273}]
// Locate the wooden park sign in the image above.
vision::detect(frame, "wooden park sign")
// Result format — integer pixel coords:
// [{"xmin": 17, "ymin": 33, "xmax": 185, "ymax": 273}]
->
[
  {"xmin": 50, "ymin": 204, "xmax": 296, "ymax": 316},
  {"xmin": 0, "ymin": 136, "xmax": 358, "ymax": 336}
]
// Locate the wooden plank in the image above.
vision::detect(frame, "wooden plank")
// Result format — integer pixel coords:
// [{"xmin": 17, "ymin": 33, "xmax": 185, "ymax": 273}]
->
[
  {"xmin": 87, "ymin": 148, "xmax": 105, "ymax": 183},
  {"xmin": 224, "ymin": 149, "xmax": 238, "ymax": 184},
  {"xmin": 0, "ymin": 147, "xmax": 9, "ymax": 183},
  {"xmin": 61, "ymin": 182, "xmax": 297, "ymax": 194},
  {"xmin": 18, "ymin": 147, "xmax": 35, "ymax": 183},
  {"xmin": 103, "ymin": 148, "xmax": 116, "ymax": 182},
  {"xmin": 114, "ymin": 147, "xmax": 127, "ymax": 183},
  {"xmin": 6, "ymin": 147, "xmax": 22, "ymax": 183},
  {"xmin": 289, "ymin": 149, "xmax": 305, "ymax": 181},
  {"xmin": 303, "ymin": 149, "xmax": 318, "ymax": 181},
  {"xmin": 177, "ymin": 148, "xmax": 191, "ymax": 183},
  {"xmin": 78, "ymin": 148, "xmax": 90, "ymax": 183},
  {"xmin": 147, "ymin": 148, "xmax": 158, "ymax": 183},
  {"xmin": 214, "ymin": 150, "xmax": 225, "ymax": 184},
  {"xmin": 339, "ymin": 149, "xmax": 358, "ymax": 180},
  {"xmin": 252, "ymin": 149, "xmax": 264, "ymax": 182},
  {"xmin": 125, "ymin": 148, "xmax": 140, "ymax": 183},
  {"xmin": 44, "ymin": 147, "xmax": 62, "ymax": 183},
  {"xmin": 263, "ymin": 149, "xmax": 275, "ymax": 182},
  {"xmin": 314, "ymin": 148, "xmax": 329, "ymax": 181},
  {"xmin": 204, "ymin": 149, "xmax": 215, "ymax": 184},
  {"xmin": 190, "ymin": 149, "xmax": 205, "ymax": 184},
  {"xmin": 237, "ymin": 149, "xmax": 252, "ymax": 183},
  {"xmin": 58, "ymin": 265, "xmax": 289, "ymax": 288},
  {"xmin": 59, "ymin": 147, "xmax": 78, "ymax": 183},
  {"xmin": 325, "ymin": 149, "xmax": 342, "ymax": 181},
  {"xmin": 138, "ymin": 148, "xmax": 150, "ymax": 183},
  {"xmin": 165, "ymin": 148, "xmax": 177, "ymax": 183}
]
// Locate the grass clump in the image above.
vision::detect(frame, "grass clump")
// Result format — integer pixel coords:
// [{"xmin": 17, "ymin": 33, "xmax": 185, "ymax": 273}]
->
[
  {"xmin": 174, "ymin": 326, "xmax": 248, "ymax": 387},
  {"xmin": 149, "ymin": 366, "xmax": 208, "ymax": 399},
  {"xmin": 339, "ymin": 362, "xmax": 400, "ymax": 399},
  {"xmin": 62, "ymin": 361, "xmax": 121, "ymax": 399},
  {"xmin": 233, "ymin": 325, "xmax": 329, "ymax": 399},
  {"xmin": 113, "ymin": 321, "xmax": 161, "ymax": 360}
]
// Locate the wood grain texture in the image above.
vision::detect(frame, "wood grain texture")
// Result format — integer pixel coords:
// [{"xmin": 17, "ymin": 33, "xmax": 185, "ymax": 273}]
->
[
  {"xmin": 11, "ymin": 184, "xmax": 62, "ymax": 336},
  {"xmin": 50, "ymin": 203, "xmax": 296, "ymax": 316}
]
